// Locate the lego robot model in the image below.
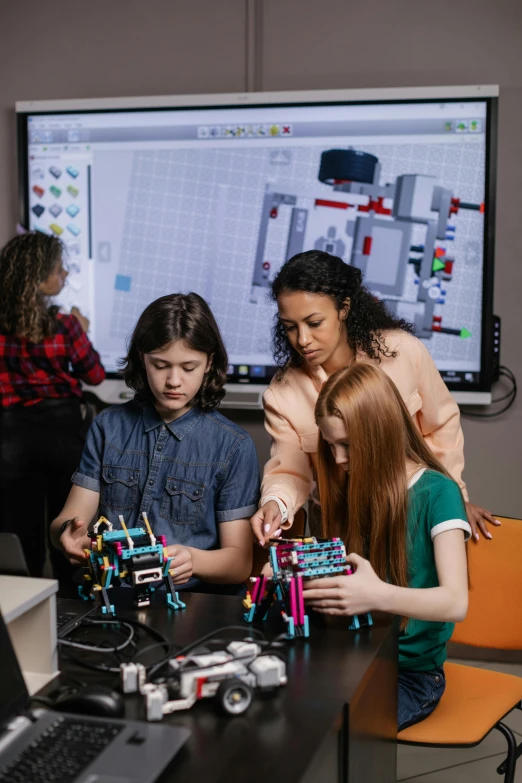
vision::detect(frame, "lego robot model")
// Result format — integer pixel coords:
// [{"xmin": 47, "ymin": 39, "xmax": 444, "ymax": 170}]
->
[
  {"xmin": 79, "ymin": 513, "xmax": 186, "ymax": 615},
  {"xmin": 243, "ymin": 536, "xmax": 373, "ymax": 638},
  {"xmin": 120, "ymin": 640, "xmax": 287, "ymax": 720}
]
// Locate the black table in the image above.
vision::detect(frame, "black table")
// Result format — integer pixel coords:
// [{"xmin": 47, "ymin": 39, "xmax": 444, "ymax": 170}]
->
[{"xmin": 55, "ymin": 591, "xmax": 398, "ymax": 783}]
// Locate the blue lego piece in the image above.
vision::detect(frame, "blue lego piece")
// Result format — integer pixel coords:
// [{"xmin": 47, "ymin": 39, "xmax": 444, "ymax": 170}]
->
[
  {"xmin": 115, "ymin": 274, "xmax": 132, "ymax": 292},
  {"xmin": 120, "ymin": 544, "xmax": 163, "ymax": 559},
  {"xmin": 167, "ymin": 593, "xmax": 186, "ymax": 611},
  {"xmin": 102, "ymin": 527, "xmax": 145, "ymax": 541}
]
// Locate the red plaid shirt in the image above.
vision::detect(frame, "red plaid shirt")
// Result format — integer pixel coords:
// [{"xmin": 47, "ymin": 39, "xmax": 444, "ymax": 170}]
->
[{"xmin": 0, "ymin": 313, "xmax": 105, "ymax": 408}]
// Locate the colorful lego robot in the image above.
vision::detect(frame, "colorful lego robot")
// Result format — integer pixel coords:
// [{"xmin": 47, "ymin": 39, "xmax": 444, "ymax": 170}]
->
[
  {"xmin": 79, "ymin": 513, "xmax": 186, "ymax": 615},
  {"xmin": 243, "ymin": 536, "xmax": 373, "ymax": 638}
]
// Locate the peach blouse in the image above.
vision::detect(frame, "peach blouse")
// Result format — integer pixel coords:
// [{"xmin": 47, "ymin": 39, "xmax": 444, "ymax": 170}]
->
[{"xmin": 260, "ymin": 330, "xmax": 467, "ymax": 526}]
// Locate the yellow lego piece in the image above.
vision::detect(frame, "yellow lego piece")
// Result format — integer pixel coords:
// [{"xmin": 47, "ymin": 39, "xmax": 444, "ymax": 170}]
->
[
  {"xmin": 118, "ymin": 515, "xmax": 133, "ymax": 550},
  {"xmin": 242, "ymin": 593, "xmax": 253, "ymax": 610},
  {"xmin": 142, "ymin": 512, "xmax": 154, "ymax": 540},
  {"xmin": 96, "ymin": 534, "xmax": 103, "ymax": 552},
  {"xmin": 101, "ymin": 556, "xmax": 110, "ymax": 587},
  {"xmin": 49, "ymin": 223, "xmax": 63, "ymax": 236}
]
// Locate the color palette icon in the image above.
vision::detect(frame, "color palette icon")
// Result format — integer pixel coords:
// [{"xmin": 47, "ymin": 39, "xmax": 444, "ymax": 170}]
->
[
  {"xmin": 49, "ymin": 223, "xmax": 63, "ymax": 236},
  {"xmin": 32, "ymin": 205, "xmax": 45, "ymax": 218},
  {"xmin": 50, "ymin": 185, "xmax": 61, "ymax": 198},
  {"xmin": 49, "ymin": 166, "xmax": 62, "ymax": 179},
  {"xmin": 67, "ymin": 185, "xmax": 79, "ymax": 198},
  {"xmin": 66, "ymin": 166, "xmax": 79, "ymax": 179},
  {"xmin": 32, "ymin": 185, "xmax": 45, "ymax": 198},
  {"xmin": 66, "ymin": 204, "xmax": 80, "ymax": 218}
]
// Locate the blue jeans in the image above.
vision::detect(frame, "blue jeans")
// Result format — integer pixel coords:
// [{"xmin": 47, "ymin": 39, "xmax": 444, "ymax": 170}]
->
[{"xmin": 398, "ymin": 667, "xmax": 446, "ymax": 731}]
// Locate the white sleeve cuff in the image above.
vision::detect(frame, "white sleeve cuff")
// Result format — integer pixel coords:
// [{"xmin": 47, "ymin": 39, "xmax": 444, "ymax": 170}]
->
[
  {"xmin": 431, "ymin": 518, "xmax": 472, "ymax": 542},
  {"xmin": 261, "ymin": 495, "xmax": 289, "ymax": 523}
]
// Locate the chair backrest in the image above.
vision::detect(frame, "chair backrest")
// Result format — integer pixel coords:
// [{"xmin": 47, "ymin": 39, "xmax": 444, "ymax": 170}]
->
[
  {"xmin": 0, "ymin": 533, "xmax": 30, "ymax": 577},
  {"xmin": 451, "ymin": 516, "xmax": 522, "ymax": 649}
]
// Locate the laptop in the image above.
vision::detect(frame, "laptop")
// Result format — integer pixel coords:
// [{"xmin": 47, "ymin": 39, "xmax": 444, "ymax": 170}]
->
[
  {"xmin": 0, "ymin": 608, "xmax": 190, "ymax": 782},
  {"xmin": 0, "ymin": 533, "xmax": 95, "ymax": 637}
]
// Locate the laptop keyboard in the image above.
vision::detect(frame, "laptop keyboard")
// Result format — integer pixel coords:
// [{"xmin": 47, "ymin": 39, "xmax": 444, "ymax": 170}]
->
[
  {"xmin": 57, "ymin": 612, "xmax": 78, "ymax": 632},
  {"xmin": 0, "ymin": 715, "xmax": 123, "ymax": 783}
]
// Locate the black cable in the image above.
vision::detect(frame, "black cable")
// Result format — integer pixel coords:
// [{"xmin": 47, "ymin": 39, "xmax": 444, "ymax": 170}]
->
[
  {"xmin": 148, "ymin": 625, "xmax": 266, "ymax": 680},
  {"xmin": 59, "ymin": 615, "xmax": 173, "ymax": 675},
  {"xmin": 460, "ymin": 365, "xmax": 517, "ymax": 418},
  {"xmin": 58, "ymin": 622, "xmax": 135, "ymax": 653}
]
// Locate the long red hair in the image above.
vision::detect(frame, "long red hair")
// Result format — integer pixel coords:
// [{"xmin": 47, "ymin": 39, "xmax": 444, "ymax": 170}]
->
[{"xmin": 315, "ymin": 363, "xmax": 452, "ymax": 589}]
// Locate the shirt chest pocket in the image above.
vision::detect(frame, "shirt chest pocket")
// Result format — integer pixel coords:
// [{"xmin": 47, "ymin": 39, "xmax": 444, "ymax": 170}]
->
[
  {"xmin": 160, "ymin": 476, "xmax": 206, "ymax": 526},
  {"xmin": 101, "ymin": 466, "xmax": 140, "ymax": 511}
]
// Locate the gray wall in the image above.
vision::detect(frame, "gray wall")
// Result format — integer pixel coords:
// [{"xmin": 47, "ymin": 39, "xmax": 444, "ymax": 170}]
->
[{"xmin": 0, "ymin": 0, "xmax": 520, "ymax": 515}]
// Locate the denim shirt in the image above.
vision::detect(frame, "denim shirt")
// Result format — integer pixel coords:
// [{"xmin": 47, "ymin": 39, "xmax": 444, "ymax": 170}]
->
[{"xmin": 72, "ymin": 401, "xmax": 260, "ymax": 588}]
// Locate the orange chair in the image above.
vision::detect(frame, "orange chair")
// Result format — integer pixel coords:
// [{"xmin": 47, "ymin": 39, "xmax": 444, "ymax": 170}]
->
[{"xmin": 398, "ymin": 516, "xmax": 522, "ymax": 783}]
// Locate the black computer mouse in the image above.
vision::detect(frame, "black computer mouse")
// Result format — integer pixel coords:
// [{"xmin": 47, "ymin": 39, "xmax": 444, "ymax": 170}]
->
[{"xmin": 55, "ymin": 685, "xmax": 125, "ymax": 718}]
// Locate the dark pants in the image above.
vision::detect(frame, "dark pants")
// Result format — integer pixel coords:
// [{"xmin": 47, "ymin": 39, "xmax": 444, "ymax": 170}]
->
[
  {"xmin": 398, "ymin": 666, "xmax": 446, "ymax": 731},
  {"xmin": 0, "ymin": 398, "xmax": 88, "ymax": 581}
]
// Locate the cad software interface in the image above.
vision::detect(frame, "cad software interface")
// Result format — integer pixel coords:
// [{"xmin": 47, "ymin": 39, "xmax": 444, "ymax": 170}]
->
[{"xmin": 25, "ymin": 99, "xmax": 488, "ymax": 385}]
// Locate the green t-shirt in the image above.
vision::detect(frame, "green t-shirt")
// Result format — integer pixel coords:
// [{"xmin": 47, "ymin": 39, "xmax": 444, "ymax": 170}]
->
[{"xmin": 399, "ymin": 469, "xmax": 470, "ymax": 672}]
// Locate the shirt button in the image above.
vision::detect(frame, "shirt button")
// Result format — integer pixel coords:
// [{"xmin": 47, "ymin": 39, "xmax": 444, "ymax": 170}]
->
[
  {"xmin": 149, "ymin": 480, "xmax": 154, "ymax": 485},
  {"xmin": 157, "ymin": 445, "xmax": 163, "ymax": 451},
  {"xmin": 161, "ymin": 425, "xmax": 166, "ymax": 430}
]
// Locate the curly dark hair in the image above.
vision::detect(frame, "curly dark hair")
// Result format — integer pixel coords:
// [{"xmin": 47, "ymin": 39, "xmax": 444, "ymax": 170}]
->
[
  {"xmin": 120, "ymin": 293, "xmax": 228, "ymax": 410},
  {"xmin": 271, "ymin": 250, "xmax": 414, "ymax": 372},
  {"xmin": 0, "ymin": 232, "xmax": 64, "ymax": 341}
]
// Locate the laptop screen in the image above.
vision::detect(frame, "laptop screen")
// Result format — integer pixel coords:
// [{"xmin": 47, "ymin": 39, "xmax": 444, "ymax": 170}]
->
[{"xmin": 0, "ymin": 610, "xmax": 29, "ymax": 730}]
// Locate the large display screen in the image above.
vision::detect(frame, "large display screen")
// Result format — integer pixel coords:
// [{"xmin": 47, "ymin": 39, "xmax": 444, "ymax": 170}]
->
[{"xmin": 17, "ymin": 88, "xmax": 497, "ymax": 397}]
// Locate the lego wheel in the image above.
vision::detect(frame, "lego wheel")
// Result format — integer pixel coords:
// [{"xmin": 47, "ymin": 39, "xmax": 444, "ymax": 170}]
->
[
  {"xmin": 318, "ymin": 149, "xmax": 378, "ymax": 185},
  {"xmin": 217, "ymin": 679, "xmax": 253, "ymax": 716}
]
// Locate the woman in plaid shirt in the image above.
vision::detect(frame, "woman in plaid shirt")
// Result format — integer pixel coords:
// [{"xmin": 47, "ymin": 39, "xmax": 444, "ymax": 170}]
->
[{"xmin": 0, "ymin": 232, "xmax": 105, "ymax": 578}]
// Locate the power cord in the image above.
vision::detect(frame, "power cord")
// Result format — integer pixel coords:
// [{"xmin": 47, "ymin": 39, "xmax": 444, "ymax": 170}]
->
[
  {"xmin": 58, "ymin": 619, "xmax": 135, "ymax": 653},
  {"xmin": 58, "ymin": 615, "xmax": 172, "ymax": 675},
  {"xmin": 460, "ymin": 365, "xmax": 517, "ymax": 418}
]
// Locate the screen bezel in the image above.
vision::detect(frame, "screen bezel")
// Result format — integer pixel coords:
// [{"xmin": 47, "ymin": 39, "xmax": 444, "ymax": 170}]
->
[{"xmin": 16, "ymin": 86, "xmax": 498, "ymax": 395}]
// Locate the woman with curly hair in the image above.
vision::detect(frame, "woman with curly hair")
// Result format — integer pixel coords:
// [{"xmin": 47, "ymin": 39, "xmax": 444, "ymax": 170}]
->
[
  {"xmin": 0, "ymin": 231, "xmax": 105, "ymax": 578},
  {"xmin": 51, "ymin": 293, "xmax": 259, "ymax": 594},
  {"xmin": 251, "ymin": 250, "xmax": 498, "ymax": 545}
]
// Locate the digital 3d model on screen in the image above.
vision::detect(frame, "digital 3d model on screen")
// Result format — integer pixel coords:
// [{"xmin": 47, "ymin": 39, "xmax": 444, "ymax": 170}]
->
[
  {"xmin": 250, "ymin": 148, "xmax": 482, "ymax": 341},
  {"xmin": 79, "ymin": 514, "xmax": 186, "ymax": 615}
]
